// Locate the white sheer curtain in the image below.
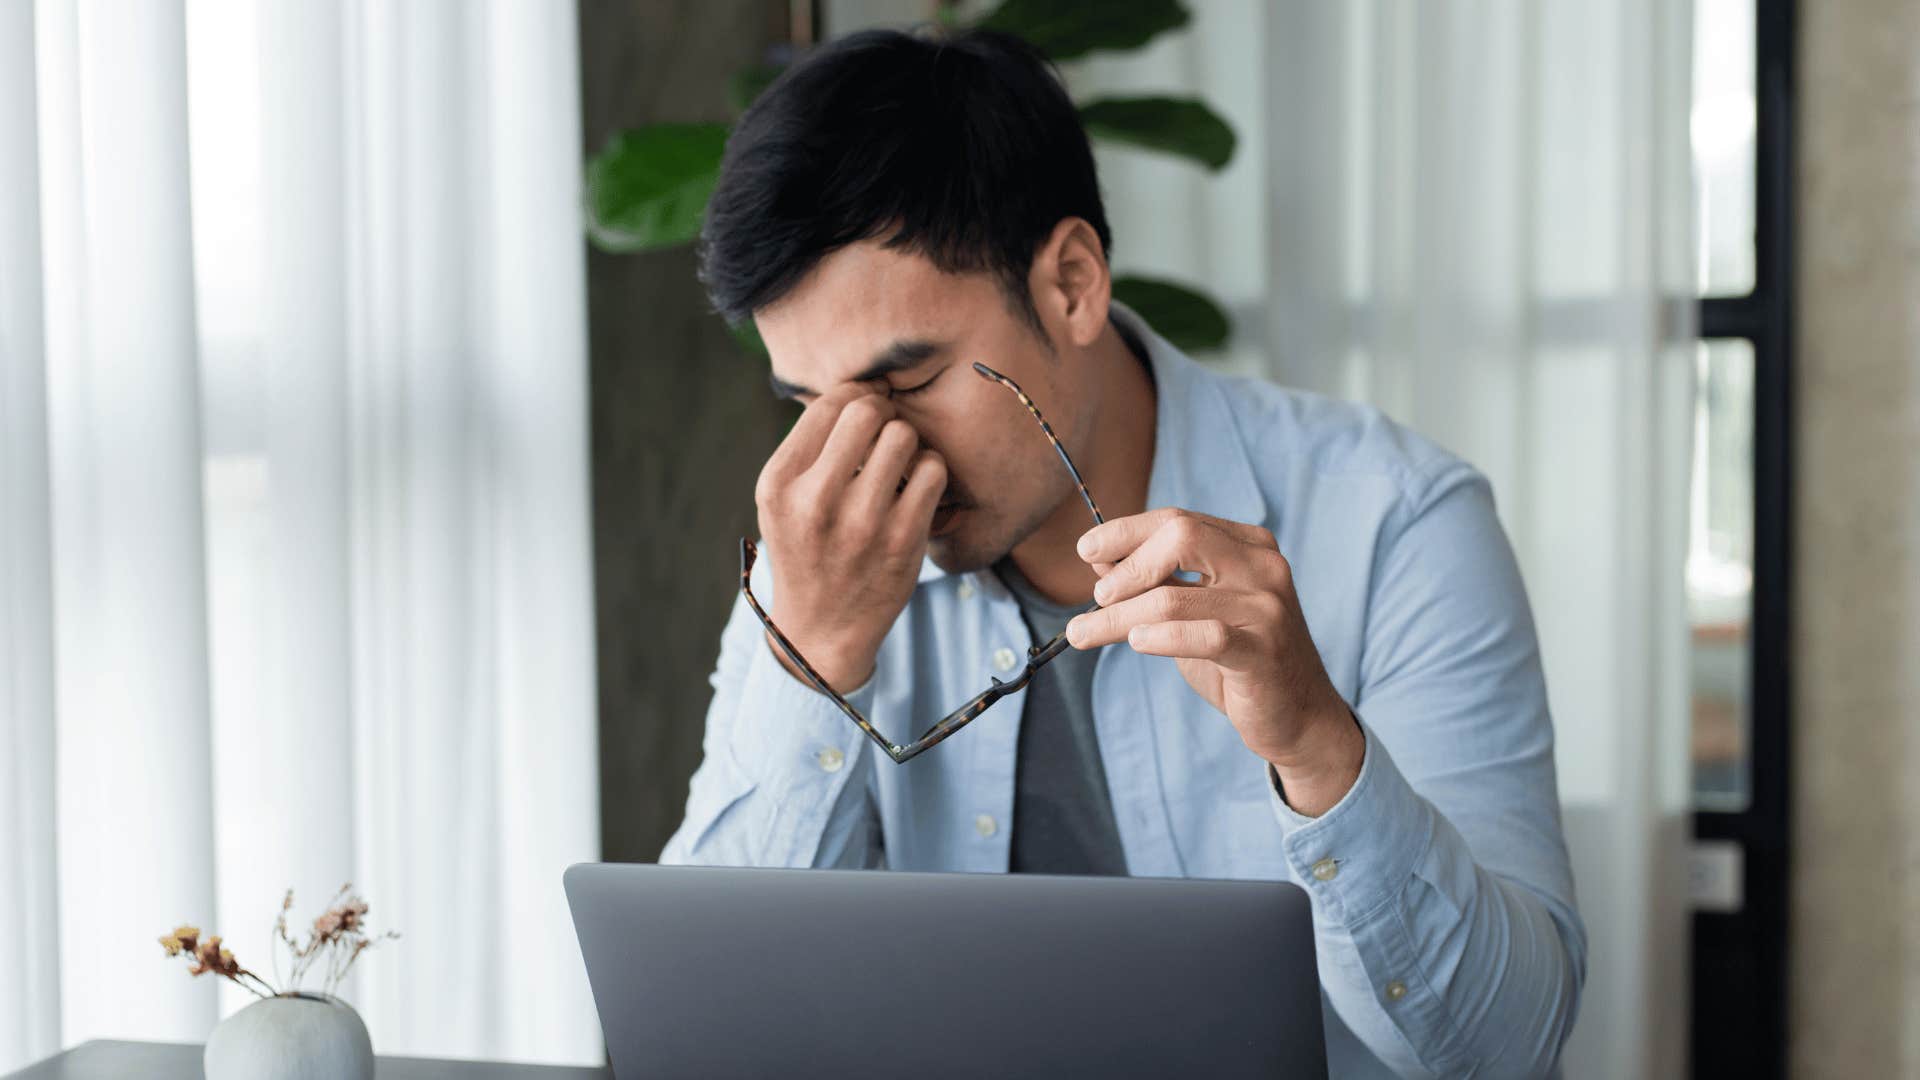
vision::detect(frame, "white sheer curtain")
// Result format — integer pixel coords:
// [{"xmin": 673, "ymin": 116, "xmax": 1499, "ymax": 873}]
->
[
  {"xmin": 1069, "ymin": 2, "xmax": 1697, "ymax": 1076},
  {"xmin": 0, "ymin": 0, "xmax": 601, "ymax": 1069},
  {"xmin": 1263, "ymin": 6, "xmax": 1696, "ymax": 1074},
  {"xmin": 1, "ymin": 0, "xmax": 63, "ymax": 1065}
]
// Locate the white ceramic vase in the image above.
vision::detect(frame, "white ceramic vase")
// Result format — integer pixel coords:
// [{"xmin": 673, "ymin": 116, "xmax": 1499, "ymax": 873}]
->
[{"xmin": 203, "ymin": 992, "xmax": 374, "ymax": 1080}]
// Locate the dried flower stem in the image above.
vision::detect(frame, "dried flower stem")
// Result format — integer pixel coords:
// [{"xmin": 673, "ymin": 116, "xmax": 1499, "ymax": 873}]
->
[
  {"xmin": 161, "ymin": 884, "xmax": 398, "ymax": 1001},
  {"xmin": 233, "ymin": 970, "xmax": 276, "ymax": 999}
]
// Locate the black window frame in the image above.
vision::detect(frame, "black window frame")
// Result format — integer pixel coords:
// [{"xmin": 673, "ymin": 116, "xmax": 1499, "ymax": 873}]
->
[{"xmin": 1690, "ymin": 0, "xmax": 1794, "ymax": 1075}]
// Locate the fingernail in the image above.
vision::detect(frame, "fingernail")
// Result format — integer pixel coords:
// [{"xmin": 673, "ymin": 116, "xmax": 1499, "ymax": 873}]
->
[
  {"xmin": 1092, "ymin": 578, "xmax": 1111, "ymax": 604},
  {"xmin": 1077, "ymin": 532, "xmax": 1096, "ymax": 559},
  {"xmin": 1066, "ymin": 616, "xmax": 1082, "ymax": 645}
]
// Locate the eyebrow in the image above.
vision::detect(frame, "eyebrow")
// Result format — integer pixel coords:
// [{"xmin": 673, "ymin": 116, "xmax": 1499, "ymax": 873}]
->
[{"xmin": 768, "ymin": 339, "xmax": 945, "ymax": 400}]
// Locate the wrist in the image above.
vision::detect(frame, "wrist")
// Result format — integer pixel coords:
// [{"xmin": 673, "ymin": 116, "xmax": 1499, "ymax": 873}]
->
[
  {"xmin": 1266, "ymin": 705, "xmax": 1365, "ymax": 818},
  {"xmin": 764, "ymin": 629, "xmax": 876, "ymax": 695}
]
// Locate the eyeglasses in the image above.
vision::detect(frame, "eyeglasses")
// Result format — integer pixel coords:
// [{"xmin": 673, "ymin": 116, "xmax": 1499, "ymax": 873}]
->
[{"xmin": 738, "ymin": 361, "xmax": 1104, "ymax": 764}]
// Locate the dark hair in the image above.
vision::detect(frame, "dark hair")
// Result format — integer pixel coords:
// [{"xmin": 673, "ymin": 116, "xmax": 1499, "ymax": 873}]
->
[{"xmin": 698, "ymin": 27, "xmax": 1111, "ymax": 329}]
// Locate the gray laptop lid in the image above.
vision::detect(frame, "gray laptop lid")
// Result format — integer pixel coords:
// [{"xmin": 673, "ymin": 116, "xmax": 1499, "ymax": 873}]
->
[{"xmin": 564, "ymin": 863, "xmax": 1327, "ymax": 1079}]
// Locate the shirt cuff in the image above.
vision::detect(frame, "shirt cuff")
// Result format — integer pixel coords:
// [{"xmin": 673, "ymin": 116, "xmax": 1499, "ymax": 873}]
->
[
  {"xmin": 1266, "ymin": 719, "xmax": 1437, "ymax": 923},
  {"xmin": 727, "ymin": 631, "xmax": 879, "ymax": 792}
]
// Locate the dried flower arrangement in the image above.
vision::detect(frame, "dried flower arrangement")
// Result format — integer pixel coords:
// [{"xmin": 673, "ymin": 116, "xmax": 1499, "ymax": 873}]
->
[{"xmin": 159, "ymin": 884, "xmax": 400, "ymax": 999}]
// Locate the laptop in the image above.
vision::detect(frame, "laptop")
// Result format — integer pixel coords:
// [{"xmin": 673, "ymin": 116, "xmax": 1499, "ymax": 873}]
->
[{"xmin": 564, "ymin": 863, "xmax": 1327, "ymax": 1078}]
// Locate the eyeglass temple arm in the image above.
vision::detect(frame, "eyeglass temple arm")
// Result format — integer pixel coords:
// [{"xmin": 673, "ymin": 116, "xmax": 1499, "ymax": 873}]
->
[
  {"xmin": 738, "ymin": 537, "xmax": 907, "ymax": 761},
  {"xmin": 970, "ymin": 361, "xmax": 1105, "ymax": 527}
]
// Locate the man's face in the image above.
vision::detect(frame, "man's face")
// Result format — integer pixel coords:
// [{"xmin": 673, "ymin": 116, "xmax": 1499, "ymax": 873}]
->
[{"xmin": 755, "ymin": 240, "xmax": 1085, "ymax": 574}]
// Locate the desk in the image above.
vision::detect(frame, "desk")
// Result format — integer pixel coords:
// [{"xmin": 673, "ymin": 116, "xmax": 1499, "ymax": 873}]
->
[{"xmin": 4, "ymin": 1040, "xmax": 612, "ymax": 1079}]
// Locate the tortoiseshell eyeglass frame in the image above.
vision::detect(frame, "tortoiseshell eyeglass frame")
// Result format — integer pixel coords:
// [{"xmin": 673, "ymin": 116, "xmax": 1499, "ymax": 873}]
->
[{"xmin": 738, "ymin": 360, "xmax": 1105, "ymax": 764}]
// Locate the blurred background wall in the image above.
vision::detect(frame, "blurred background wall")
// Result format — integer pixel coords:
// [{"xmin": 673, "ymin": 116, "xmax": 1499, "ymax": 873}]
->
[
  {"xmin": 1790, "ymin": 1, "xmax": 1920, "ymax": 1075},
  {"xmin": 579, "ymin": 0, "xmax": 795, "ymax": 865}
]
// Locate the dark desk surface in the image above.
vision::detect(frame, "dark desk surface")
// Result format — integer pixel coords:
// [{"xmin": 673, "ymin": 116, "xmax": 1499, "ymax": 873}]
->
[{"xmin": 4, "ymin": 1040, "xmax": 612, "ymax": 1079}]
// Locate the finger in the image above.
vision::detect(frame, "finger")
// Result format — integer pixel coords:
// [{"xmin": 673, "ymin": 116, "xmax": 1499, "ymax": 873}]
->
[
  {"xmin": 1124, "ymin": 619, "xmax": 1240, "ymax": 662},
  {"xmin": 1197, "ymin": 513, "xmax": 1277, "ymax": 549},
  {"xmin": 1077, "ymin": 507, "xmax": 1276, "ymax": 565},
  {"xmin": 810, "ymin": 392, "xmax": 897, "ymax": 484},
  {"xmin": 884, "ymin": 448, "xmax": 947, "ymax": 549},
  {"xmin": 846, "ymin": 419, "xmax": 921, "ymax": 519},
  {"xmin": 1066, "ymin": 584, "xmax": 1216, "ymax": 649},
  {"xmin": 1074, "ymin": 507, "xmax": 1182, "ymax": 566},
  {"xmin": 1091, "ymin": 513, "xmax": 1252, "ymax": 606},
  {"xmin": 766, "ymin": 381, "xmax": 886, "ymax": 481}
]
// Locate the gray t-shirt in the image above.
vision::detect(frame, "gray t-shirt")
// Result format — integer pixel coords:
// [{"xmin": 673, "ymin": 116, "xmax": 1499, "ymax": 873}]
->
[{"xmin": 992, "ymin": 557, "xmax": 1130, "ymax": 876}]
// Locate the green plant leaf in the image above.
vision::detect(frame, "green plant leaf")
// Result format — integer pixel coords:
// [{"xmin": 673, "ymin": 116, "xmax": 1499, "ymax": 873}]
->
[
  {"xmin": 728, "ymin": 63, "xmax": 784, "ymax": 115},
  {"xmin": 975, "ymin": 0, "xmax": 1189, "ymax": 61},
  {"xmin": 1111, "ymin": 276, "xmax": 1230, "ymax": 352},
  {"xmin": 583, "ymin": 123, "xmax": 731, "ymax": 253},
  {"xmin": 1079, "ymin": 96, "xmax": 1236, "ymax": 171}
]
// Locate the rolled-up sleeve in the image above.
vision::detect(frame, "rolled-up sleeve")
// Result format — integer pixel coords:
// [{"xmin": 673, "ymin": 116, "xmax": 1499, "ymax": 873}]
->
[
  {"xmin": 659, "ymin": 552, "xmax": 883, "ymax": 870},
  {"xmin": 1268, "ymin": 463, "xmax": 1587, "ymax": 1078}
]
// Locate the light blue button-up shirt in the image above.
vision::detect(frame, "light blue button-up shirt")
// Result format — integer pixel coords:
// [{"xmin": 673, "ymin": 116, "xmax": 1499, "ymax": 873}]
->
[{"xmin": 662, "ymin": 307, "xmax": 1586, "ymax": 1078}]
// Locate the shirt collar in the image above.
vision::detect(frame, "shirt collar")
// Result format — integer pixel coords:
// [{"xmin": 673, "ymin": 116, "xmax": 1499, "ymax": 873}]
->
[{"xmin": 916, "ymin": 300, "xmax": 1267, "ymax": 585}]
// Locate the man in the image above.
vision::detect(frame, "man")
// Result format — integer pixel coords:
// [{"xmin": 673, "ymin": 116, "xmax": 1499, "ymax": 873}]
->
[{"xmin": 661, "ymin": 27, "xmax": 1584, "ymax": 1079}]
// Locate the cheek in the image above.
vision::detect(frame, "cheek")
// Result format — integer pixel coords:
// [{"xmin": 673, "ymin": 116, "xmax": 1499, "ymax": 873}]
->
[
  {"xmin": 911, "ymin": 392, "xmax": 991, "ymax": 464},
  {"xmin": 957, "ymin": 426, "xmax": 1056, "ymax": 511},
  {"xmin": 924, "ymin": 369, "xmax": 1059, "ymax": 497}
]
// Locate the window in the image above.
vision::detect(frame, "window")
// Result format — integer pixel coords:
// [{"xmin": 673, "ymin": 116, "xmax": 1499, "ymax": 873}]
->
[
  {"xmin": 1688, "ymin": 0, "xmax": 1759, "ymax": 811},
  {"xmin": 1688, "ymin": 338, "xmax": 1754, "ymax": 810},
  {"xmin": 1693, "ymin": 0, "xmax": 1757, "ymax": 298}
]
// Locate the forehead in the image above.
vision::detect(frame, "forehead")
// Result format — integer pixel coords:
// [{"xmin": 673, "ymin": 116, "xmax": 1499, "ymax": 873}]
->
[{"xmin": 757, "ymin": 240, "xmax": 1008, "ymax": 387}]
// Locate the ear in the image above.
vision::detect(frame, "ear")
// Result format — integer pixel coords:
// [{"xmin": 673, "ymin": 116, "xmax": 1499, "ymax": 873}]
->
[{"xmin": 1028, "ymin": 217, "xmax": 1110, "ymax": 349}]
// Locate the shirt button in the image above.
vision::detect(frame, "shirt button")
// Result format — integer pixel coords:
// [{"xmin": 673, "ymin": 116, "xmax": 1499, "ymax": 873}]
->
[
  {"xmin": 1384, "ymin": 980, "xmax": 1408, "ymax": 1003},
  {"xmin": 975, "ymin": 813, "xmax": 998, "ymax": 837},
  {"xmin": 1310, "ymin": 857, "xmax": 1339, "ymax": 882},
  {"xmin": 957, "ymin": 579, "xmax": 976, "ymax": 600},
  {"xmin": 992, "ymin": 647, "xmax": 1018, "ymax": 672},
  {"xmin": 815, "ymin": 747, "xmax": 845, "ymax": 773}
]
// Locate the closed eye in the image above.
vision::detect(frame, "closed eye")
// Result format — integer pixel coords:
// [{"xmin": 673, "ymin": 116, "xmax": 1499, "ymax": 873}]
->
[{"xmin": 892, "ymin": 368, "xmax": 945, "ymax": 397}]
